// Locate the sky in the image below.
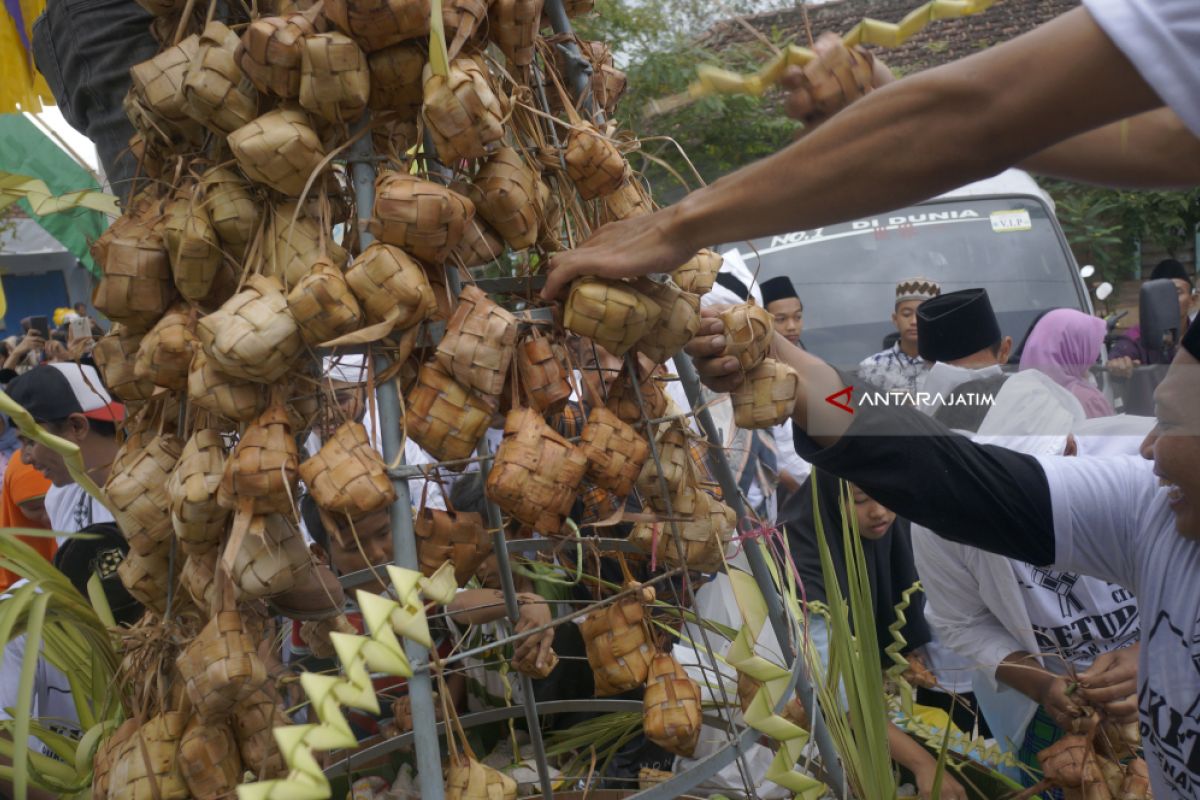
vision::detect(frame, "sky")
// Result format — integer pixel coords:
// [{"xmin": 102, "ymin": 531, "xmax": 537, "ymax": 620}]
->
[{"xmin": 28, "ymin": 106, "xmax": 100, "ymax": 173}]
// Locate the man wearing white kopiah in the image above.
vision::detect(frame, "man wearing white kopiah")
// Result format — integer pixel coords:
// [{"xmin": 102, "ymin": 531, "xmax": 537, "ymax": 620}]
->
[{"xmin": 858, "ymin": 277, "xmax": 940, "ymax": 398}]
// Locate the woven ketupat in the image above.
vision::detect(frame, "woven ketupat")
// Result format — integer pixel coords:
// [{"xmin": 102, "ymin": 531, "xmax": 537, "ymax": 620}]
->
[
  {"xmin": 453, "ymin": 217, "xmax": 503, "ymax": 268},
  {"xmin": 367, "ymin": 42, "xmax": 425, "ymax": 117},
  {"xmin": 634, "ymin": 277, "xmax": 700, "ymax": 365},
  {"xmin": 601, "ymin": 179, "xmax": 652, "ymax": 223},
  {"xmin": 636, "ymin": 423, "xmax": 693, "ymax": 510},
  {"xmin": 732, "ymin": 358, "xmax": 799, "ymax": 429},
  {"xmin": 181, "ymin": 546, "xmax": 219, "ymax": 610},
  {"xmin": 200, "ymin": 167, "xmax": 260, "ymax": 261},
  {"xmin": 631, "ymin": 487, "xmax": 735, "ymax": 573},
  {"xmin": 563, "ymin": 277, "xmax": 659, "ymax": 357},
  {"xmin": 134, "ymin": 303, "xmax": 197, "ymax": 391},
  {"xmin": 176, "ymin": 580, "xmax": 268, "ymax": 720},
  {"xmin": 263, "ymin": 201, "xmax": 350, "ymax": 289},
  {"xmin": 442, "ymin": 0, "xmax": 489, "ymax": 59},
  {"xmin": 579, "ymin": 406, "xmax": 649, "ymax": 498},
  {"xmin": 234, "ymin": 685, "xmax": 289, "ymax": 779},
  {"xmin": 344, "ymin": 242, "xmax": 437, "ymax": 334},
  {"xmin": 550, "ymin": 39, "xmax": 624, "ymax": 118},
  {"xmin": 581, "ymin": 583, "xmax": 656, "ymax": 696},
  {"xmin": 515, "ymin": 329, "xmax": 571, "ymax": 415},
  {"xmin": 228, "ymin": 512, "xmax": 312, "ymax": 598},
  {"xmin": 445, "ymin": 755, "xmax": 517, "ymax": 800},
  {"xmin": 93, "ymin": 222, "xmax": 177, "ymax": 333},
  {"xmin": 406, "ymin": 360, "xmax": 492, "ymax": 466},
  {"xmin": 163, "ymin": 189, "xmax": 223, "ymax": 302},
  {"xmin": 436, "ymin": 285, "xmax": 518, "ymax": 399},
  {"xmin": 182, "ymin": 21, "xmax": 258, "ymax": 135},
  {"xmin": 720, "ymin": 302, "xmax": 773, "ymax": 371},
  {"xmin": 188, "ymin": 350, "xmax": 269, "ymax": 422},
  {"xmin": 486, "ymin": 408, "xmax": 587, "ymax": 535},
  {"xmin": 605, "ymin": 364, "xmax": 667, "ymax": 426},
  {"xmin": 489, "ymin": 0, "xmax": 541, "ymax": 67},
  {"xmin": 92, "ymin": 719, "xmax": 134, "ymax": 800},
  {"xmin": 105, "ymin": 711, "xmax": 189, "ymax": 800},
  {"xmin": 324, "ymin": 0, "xmax": 430, "ymax": 52},
  {"xmin": 299, "ymin": 421, "xmax": 395, "ymax": 515},
  {"xmin": 369, "ymin": 171, "xmax": 474, "ymax": 264},
  {"xmin": 465, "ymin": 146, "xmax": 539, "ymax": 250},
  {"xmin": 93, "ymin": 325, "xmax": 157, "ymax": 403},
  {"xmin": 197, "ymin": 274, "xmax": 304, "ymax": 383},
  {"xmin": 178, "ymin": 717, "xmax": 243, "ymax": 800},
  {"xmin": 238, "ymin": 13, "xmax": 320, "ymax": 97},
  {"xmin": 228, "ymin": 106, "xmax": 326, "ymax": 197},
  {"xmin": 219, "ymin": 404, "xmax": 298, "ymax": 514},
  {"xmin": 168, "ymin": 429, "xmax": 230, "ymax": 555},
  {"xmin": 671, "ymin": 249, "xmax": 721, "ymax": 296},
  {"xmin": 105, "ymin": 434, "xmax": 182, "ymax": 557},
  {"xmin": 422, "ymin": 56, "xmax": 507, "ymax": 163},
  {"xmin": 414, "ymin": 506, "xmax": 492, "ymax": 586},
  {"xmin": 300, "ymin": 32, "xmax": 370, "ymax": 122},
  {"xmin": 129, "ymin": 36, "xmax": 199, "ymax": 129},
  {"xmin": 286, "ymin": 256, "xmax": 364, "ymax": 344},
  {"xmin": 643, "ymin": 652, "xmax": 702, "ymax": 756},
  {"xmin": 564, "ymin": 123, "xmax": 627, "ymax": 200}
]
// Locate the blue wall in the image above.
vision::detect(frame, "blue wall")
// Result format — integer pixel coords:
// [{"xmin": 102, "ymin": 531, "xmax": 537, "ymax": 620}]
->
[{"xmin": 0, "ymin": 271, "xmax": 70, "ymax": 334}]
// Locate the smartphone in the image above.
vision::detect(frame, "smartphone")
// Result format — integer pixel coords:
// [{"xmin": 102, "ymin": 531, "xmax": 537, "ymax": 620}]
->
[
  {"xmin": 29, "ymin": 316, "xmax": 49, "ymax": 339},
  {"xmin": 68, "ymin": 316, "xmax": 91, "ymax": 341}
]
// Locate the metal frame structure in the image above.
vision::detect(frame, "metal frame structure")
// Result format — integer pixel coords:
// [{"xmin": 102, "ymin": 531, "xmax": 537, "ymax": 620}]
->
[{"xmin": 333, "ymin": 3, "xmax": 847, "ymax": 796}]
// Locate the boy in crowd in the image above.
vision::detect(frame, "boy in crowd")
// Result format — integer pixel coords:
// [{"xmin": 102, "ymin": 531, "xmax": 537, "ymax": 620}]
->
[
  {"xmin": 760, "ymin": 276, "xmax": 805, "ymax": 348},
  {"xmin": 858, "ymin": 278, "xmax": 941, "ymax": 396}
]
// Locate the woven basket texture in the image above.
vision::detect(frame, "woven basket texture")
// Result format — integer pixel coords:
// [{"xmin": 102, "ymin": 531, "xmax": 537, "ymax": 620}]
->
[
  {"xmin": 564, "ymin": 124, "xmax": 627, "ymax": 200},
  {"xmin": 489, "ymin": 0, "xmax": 540, "ymax": 66},
  {"xmin": 643, "ymin": 652, "xmax": 702, "ymax": 756},
  {"xmin": 720, "ymin": 303, "xmax": 773, "ymax": 371},
  {"xmin": 300, "ymin": 32, "xmax": 370, "ymax": 122},
  {"xmin": 345, "ymin": 241, "xmax": 438, "ymax": 333},
  {"xmin": 94, "ymin": 325, "xmax": 157, "ymax": 403},
  {"xmin": 486, "ymin": 407, "xmax": 588, "ymax": 534},
  {"xmin": 422, "ymin": 57, "xmax": 507, "ymax": 163},
  {"xmin": 134, "ymin": 303, "xmax": 197, "ymax": 392},
  {"xmin": 446, "ymin": 754, "xmax": 518, "ymax": 800},
  {"xmin": 630, "ymin": 487, "xmax": 735, "ymax": 573},
  {"xmin": 452, "ymin": 217, "xmax": 504, "ymax": 269},
  {"xmin": 228, "ymin": 512, "xmax": 312, "ymax": 598},
  {"xmin": 367, "ymin": 43, "xmax": 425, "ymax": 117},
  {"xmin": 436, "ymin": 284, "xmax": 518, "ymax": 399},
  {"xmin": 580, "ymin": 585, "xmax": 655, "ymax": 696},
  {"xmin": 465, "ymin": 146, "xmax": 539, "ymax": 249},
  {"xmin": 563, "ymin": 277, "xmax": 658, "ymax": 357},
  {"xmin": 601, "ymin": 179, "xmax": 652, "ymax": 223},
  {"xmin": 163, "ymin": 190, "xmax": 223, "ymax": 302},
  {"xmin": 106, "ymin": 711, "xmax": 189, "ymax": 800},
  {"xmin": 188, "ymin": 350, "xmax": 270, "ymax": 422},
  {"xmin": 168, "ymin": 429, "xmax": 231, "ymax": 554},
  {"xmin": 406, "ymin": 360, "xmax": 494, "ymax": 465},
  {"xmin": 324, "ymin": 0, "xmax": 430, "ymax": 53},
  {"xmin": 183, "ymin": 21, "xmax": 258, "ymax": 135},
  {"xmin": 299, "ymin": 420, "xmax": 396, "ymax": 515},
  {"xmin": 234, "ymin": 685, "xmax": 290, "ymax": 779},
  {"xmin": 670, "ymin": 249, "xmax": 721, "ymax": 296},
  {"xmin": 369, "ymin": 171, "xmax": 475, "ymax": 264},
  {"xmin": 93, "ymin": 221, "xmax": 178, "ymax": 334},
  {"xmin": 228, "ymin": 105, "xmax": 326, "ymax": 196},
  {"xmin": 731, "ymin": 358, "xmax": 799, "ymax": 429},
  {"xmin": 105, "ymin": 434, "xmax": 182, "ymax": 557},
  {"xmin": 515, "ymin": 331, "xmax": 571, "ymax": 415},
  {"xmin": 286, "ymin": 256, "xmax": 364, "ymax": 344},
  {"xmin": 633, "ymin": 278, "xmax": 700, "ymax": 365},
  {"xmin": 197, "ymin": 274, "xmax": 304, "ymax": 383},
  {"xmin": 219, "ymin": 404, "xmax": 298, "ymax": 514},
  {"xmin": 130, "ymin": 35, "xmax": 199, "ymax": 127},
  {"xmin": 117, "ymin": 546, "xmax": 177, "ymax": 616},
  {"xmin": 579, "ymin": 406, "xmax": 649, "ymax": 498},
  {"xmin": 263, "ymin": 200, "xmax": 350, "ymax": 289},
  {"xmin": 176, "ymin": 585, "xmax": 268, "ymax": 719},
  {"xmin": 238, "ymin": 13, "xmax": 320, "ymax": 97},
  {"xmin": 414, "ymin": 506, "xmax": 492, "ymax": 586},
  {"xmin": 178, "ymin": 717, "xmax": 243, "ymax": 800},
  {"xmin": 200, "ymin": 166, "xmax": 261, "ymax": 261}
]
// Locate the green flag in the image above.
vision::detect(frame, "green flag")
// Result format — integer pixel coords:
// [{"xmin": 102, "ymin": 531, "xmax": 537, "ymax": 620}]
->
[{"xmin": 0, "ymin": 113, "xmax": 107, "ymax": 277}]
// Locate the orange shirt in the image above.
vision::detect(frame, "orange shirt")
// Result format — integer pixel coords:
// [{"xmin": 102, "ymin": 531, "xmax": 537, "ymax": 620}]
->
[{"xmin": 0, "ymin": 450, "xmax": 53, "ymax": 591}]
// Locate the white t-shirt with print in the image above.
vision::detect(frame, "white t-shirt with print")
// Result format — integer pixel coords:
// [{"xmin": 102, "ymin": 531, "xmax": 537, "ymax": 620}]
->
[
  {"xmin": 1040, "ymin": 452, "xmax": 1199, "ymax": 799},
  {"xmin": 0, "ymin": 636, "xmax": 80, "ymax": 758},
  {"xmin": 1083, "ymin": 0, "xmax": 1200, "ymax": 136},
  {"xmin": 44, "ymin": 483, "xmax": 115, "ymax": 534},
  {"xmin": 1010, "ymin": 562, "xmax": 1138, "ymax": 673}
]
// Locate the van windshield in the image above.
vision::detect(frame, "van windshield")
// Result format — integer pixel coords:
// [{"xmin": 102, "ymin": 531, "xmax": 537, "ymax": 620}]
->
[{"xmin": 720, "ymin": 196, "xmax": 1087, "ymax": 366}]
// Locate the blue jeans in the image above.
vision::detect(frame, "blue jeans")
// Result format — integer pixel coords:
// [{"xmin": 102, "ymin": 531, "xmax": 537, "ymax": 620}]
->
[{"xmin": 32, "ymin": 0, "xmax": 158, "ymax": 204}]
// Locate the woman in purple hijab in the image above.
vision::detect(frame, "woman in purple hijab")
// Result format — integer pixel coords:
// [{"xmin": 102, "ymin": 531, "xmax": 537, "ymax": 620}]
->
[{"xmin": 1018, "ymin": 308, "xmax": 1114, "ymax": 418}]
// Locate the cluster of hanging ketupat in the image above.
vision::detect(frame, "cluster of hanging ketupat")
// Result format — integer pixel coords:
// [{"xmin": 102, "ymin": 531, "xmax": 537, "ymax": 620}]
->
[{"xmin": 0, "ymin": 0, "xmax": 1156, "ymax": 795}]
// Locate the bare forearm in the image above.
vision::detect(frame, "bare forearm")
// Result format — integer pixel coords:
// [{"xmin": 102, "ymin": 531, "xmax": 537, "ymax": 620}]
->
[
  {"xmin": 447, "ymin": 589, "xmax": 508, "ymax": 625},
  {"xmin": 1021, "ymin": 108, "xmax": 1200, "ymax": 188},
  {"xmin": 770, "ymin": 333, "xmax": 851, "ymax": 448},
  {"xmin": 996, "ymin": 651, "xmax": 1054, "ymax": 702},
  {"xmin": 887, "ymin": 721, "xmax": 936, "ymax": 775},
  {"xmin": 669, "ymin": 8, "xmax": 1160, "ymax": 252}
]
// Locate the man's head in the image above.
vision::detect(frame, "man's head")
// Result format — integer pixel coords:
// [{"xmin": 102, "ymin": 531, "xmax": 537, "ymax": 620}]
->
[
  {"xmin": 761, "ymin": 276, "xmax": 804, "ymax": 345},
  {"xmin": 892, "ymin": 277, "xmax": 941, "ymax": 352},
  {"xmin": 1149, "ymin": 258, "xmax": 1196, "ymax": 326},
  {"xmin": 917, "ymin": 288, "xmax": 1012, "ymax": 368},
  {"xmin": 301, "ymin": 494, "xmax": 392, "ymax": 593},
  {"xmin": 1141, "ymin": 320, "xmax": 1200, "ymax": 540},
  {"xmin": 8, "ymin": 364, "xmax": 123, "ymax": 486},
  {"xmin": 73, "ymin": 302, "xmax": 87, "ymax": 316},
  {"xmin": 318, "ymin": 355, "xmax": 369, "ymax": 439}
]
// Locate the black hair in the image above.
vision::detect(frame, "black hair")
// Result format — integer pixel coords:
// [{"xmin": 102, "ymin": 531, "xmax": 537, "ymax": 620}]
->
[
  {"xmin": 449, "ymin": 471, "xmax": 488, "ymax": 516},
  {"xmin": 300, "ymin": 493, "xmax": 330, "ymax": 551}
]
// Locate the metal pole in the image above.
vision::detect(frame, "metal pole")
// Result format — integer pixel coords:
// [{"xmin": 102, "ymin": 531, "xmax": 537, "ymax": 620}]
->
[
  {"xmin": 673, "ymin": 351, "xmax": 846, "ymax": 796},
  {"xmin": 348, "ymin": 124, "xmax": 446, "ymax": 800}
]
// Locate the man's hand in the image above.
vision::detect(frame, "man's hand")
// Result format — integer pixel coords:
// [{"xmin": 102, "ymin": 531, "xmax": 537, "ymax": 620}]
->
[
  {"xmin": 512, "ymin": 593, "xmax": 555, "ymax": 675},
  {"xmin": 781, "ymin": 33, "xmax": 893, "ymax": 127},
  {"xmin": 541, "ymin": 205, "xmax": 698, "ymax": 300},
  {"xmin": 1107, "ymin": 356, "xmax": 1139, "ymax": 380},
  {"xmin": 914, "ymin": 762, "xmax": 967, "ymax": 800},
  {"xmin": 1039, "ymin": 673, "xmax": 1088, "ymax": 730},
  {"xmin": 682, "ymin": 308, "xmax": 745, "ymax": 393},
  {"xmin": 1078, "ymin": 645, "xmax": 1139, "ymax": 724}
]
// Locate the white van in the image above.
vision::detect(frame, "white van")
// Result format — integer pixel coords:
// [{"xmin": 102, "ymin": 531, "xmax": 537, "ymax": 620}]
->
[{"xmin": 719, "ymin": 169, "xmax": 1093, "ymax": 367}]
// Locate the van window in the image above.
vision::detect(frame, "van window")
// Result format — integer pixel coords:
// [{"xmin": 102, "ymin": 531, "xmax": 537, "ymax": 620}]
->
[{"xmin": 721, "ymin": 196, "xmax": 1086, "ymax": 366}]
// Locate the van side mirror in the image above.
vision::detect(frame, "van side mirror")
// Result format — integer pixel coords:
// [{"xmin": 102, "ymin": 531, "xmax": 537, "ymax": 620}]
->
[{"xmin": 1140, "ymin": 278, "xmax": 1183, "ymax": 359}]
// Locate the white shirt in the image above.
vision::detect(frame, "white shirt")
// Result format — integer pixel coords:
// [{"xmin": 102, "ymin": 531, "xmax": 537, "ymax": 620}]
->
[
  {"xmin": 45, "ymin": 483, "xmax": 114, "ymax": 534},
  {"xmin": 771, "ymin": 421, "xmax": 811, "ymax": 487},
  {"xmin": 1040, "ymin": 453, "xmax": 1196, "ymax": 799},
  {"xmin": 1083, "ymin": 0, "xmax": 1200, "ymax": 136},
  {"xmin": 0, "ymin": 636, "xmax": 80, "ymax": 757}
]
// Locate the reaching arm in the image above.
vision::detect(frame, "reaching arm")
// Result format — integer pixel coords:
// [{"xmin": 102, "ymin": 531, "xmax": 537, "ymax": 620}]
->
[{"xmin": 543, "ymin": 6, "xmax": 1162, "ymax": 298}]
